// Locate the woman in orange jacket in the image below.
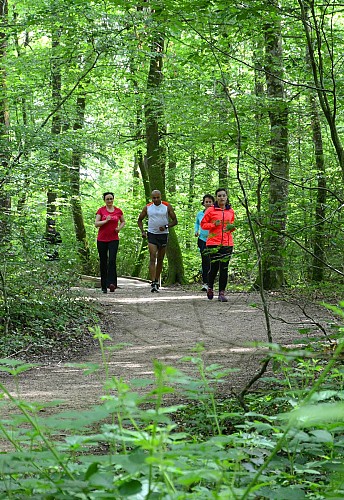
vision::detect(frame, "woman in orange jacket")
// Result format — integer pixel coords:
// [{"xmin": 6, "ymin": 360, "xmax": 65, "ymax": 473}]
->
[{"xmin": 200, "ymin": 188, "xmax": 235, "ymax": 302}]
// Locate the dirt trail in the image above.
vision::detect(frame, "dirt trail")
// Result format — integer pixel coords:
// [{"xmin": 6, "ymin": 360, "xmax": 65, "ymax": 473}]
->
[{"xmin": 0, "ymin": 278, "xmax": 336, "ymax": 414}]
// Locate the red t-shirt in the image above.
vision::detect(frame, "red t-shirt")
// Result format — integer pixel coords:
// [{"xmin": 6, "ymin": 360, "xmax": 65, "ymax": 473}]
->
[{"xmin": 96, "ymin": 206, "xmax": 123, "ymax": 242}]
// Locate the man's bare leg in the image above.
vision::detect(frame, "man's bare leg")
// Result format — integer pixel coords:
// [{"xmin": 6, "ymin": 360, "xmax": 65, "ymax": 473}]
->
[
  {"xmin": 148, "ymin": 243, "xmax": 158, "ymax": 281},
  {"xmin": 155, "ymin": 247, "xmax": 166, "ymax": 285}
]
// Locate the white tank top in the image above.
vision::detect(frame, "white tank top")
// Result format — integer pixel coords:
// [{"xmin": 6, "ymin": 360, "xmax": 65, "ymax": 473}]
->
[{"xmin": 147, "ymin": 202, "xmax": 169, "ymax": 234}]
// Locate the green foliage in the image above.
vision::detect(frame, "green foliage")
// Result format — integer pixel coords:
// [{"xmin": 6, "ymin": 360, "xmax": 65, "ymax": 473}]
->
[
  {"xmin": 1, "ymin": 307, "xmax": 344, "ymax": 498},
  {"xmin": 1, "ymin": 0, "xmax": 343, "ymax": 289},
  {"xmin": 0, "ymin": 259, "xmax": 97, "ymax": 358}
]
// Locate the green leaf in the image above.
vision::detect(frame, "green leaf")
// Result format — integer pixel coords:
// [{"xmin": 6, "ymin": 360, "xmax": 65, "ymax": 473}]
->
[
  {"xmin": 84, "ymin": 462, "xmax": 100, "ymax": 480},
  {"xmin": 258, "ymin": 485, "xmax": 306, "ymax": 499},
  {"xmin": 310, "ymin": 429, "xmax": 334, "ymax": 443},
  {"xmin": 289, "ymin": 402, "xmax": 344, "ymax": 427},
  {"xmin": 118, "ymin": 479, "xmax": 142, "ymax": 495}
]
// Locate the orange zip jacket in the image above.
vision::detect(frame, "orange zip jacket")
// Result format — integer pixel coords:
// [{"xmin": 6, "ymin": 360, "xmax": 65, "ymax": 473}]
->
[{"xmin": 200, "ymin": 204, "xmax": 235, "ymax": 246}]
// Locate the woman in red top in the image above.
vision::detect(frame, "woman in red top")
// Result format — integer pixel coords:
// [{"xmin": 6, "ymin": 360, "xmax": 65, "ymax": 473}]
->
[
  {"xmin": 95, "ymin": 192, "xmax": 125, "ymax": 293},
  {"xmin": 200, "ymin": 188, "xmax": 235, "ymax": 302}
]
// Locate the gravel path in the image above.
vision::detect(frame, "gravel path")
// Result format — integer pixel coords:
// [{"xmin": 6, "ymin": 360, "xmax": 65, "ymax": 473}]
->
[{"xmin": 0, "ymin": 278, "xmax": 336, "ymax": 418}]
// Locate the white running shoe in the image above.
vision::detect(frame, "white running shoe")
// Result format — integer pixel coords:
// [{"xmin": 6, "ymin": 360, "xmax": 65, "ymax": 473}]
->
[{"xmin": 201, "ymin": 284, "xmax": 208, "ymax": 292}]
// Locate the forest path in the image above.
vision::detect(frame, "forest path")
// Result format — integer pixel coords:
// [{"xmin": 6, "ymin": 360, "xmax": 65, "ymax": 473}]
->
[{"xmin": 1, "ymin": 278, "xmax": 335, "ymax": 416}]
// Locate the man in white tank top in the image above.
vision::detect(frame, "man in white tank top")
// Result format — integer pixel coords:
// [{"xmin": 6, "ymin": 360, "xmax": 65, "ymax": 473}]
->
[{"xmin": 137, "ymin": 189, "xmax": 178, "ymax": 292}]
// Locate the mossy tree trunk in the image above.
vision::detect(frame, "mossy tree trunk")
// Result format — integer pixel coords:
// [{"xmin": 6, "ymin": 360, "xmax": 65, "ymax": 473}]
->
[
  {"xmin": 260, "ymin": 3, "xmax": 289, "ymax": 290},
  {"xmin": 144, "ymin": 28, "xmax": 185, "ymax": 284}
]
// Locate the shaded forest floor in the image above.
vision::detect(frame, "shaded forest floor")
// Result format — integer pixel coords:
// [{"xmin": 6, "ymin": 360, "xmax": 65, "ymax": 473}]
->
[{"xmin": 0, "ymin": 277, "xmax": 338, "ymax": 418}]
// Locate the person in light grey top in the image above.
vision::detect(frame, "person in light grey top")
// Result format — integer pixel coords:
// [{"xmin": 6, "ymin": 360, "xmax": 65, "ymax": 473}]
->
[{"xmin": 137, "ymin": 190, "xmax": 178, "ymax": 292}]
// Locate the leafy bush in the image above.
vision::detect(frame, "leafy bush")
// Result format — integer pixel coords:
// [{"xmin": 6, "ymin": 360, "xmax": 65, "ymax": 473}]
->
[
  {"xmin": 1, "ymin": 310, "xmax": 344, "ymax": 499},
  {"xmin": 0, "ymin": 260, "xmax": 97, "ymax": 358}
]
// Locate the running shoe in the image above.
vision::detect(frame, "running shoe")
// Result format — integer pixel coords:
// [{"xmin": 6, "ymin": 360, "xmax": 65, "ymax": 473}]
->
[
  {"xmin": 207, "ymin": 287, "xmax": 214, "ymax": 300},
  {"xmin": 151, "ymin": 281, "xmax": 159, "ymax": 293},
  {"xmin": 218, "ymin": 291, "xmax": 228, "ymax": 302},
  {"xmin": 109, "ymin": 284, "xmax": 115, "ymax": 292},
  {"xmin": 201, "ymin": 284, "xmax": 208, "ymax": 292}
]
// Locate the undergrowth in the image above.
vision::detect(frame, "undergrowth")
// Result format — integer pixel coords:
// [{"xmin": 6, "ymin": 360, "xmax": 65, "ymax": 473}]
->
[
  {"xmin": 0, "ymin": 304, "xmax": 343, "ymax": 499},
  {"xmin": 0, "ymin": 261, "xmax": 98, "ymax": 359}
]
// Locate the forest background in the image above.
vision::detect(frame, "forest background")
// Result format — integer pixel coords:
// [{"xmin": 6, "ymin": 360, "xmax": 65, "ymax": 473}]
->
[
  {"xmin": 1, "ymin": 1, "xmax": 344, "ymax": 497},
  {"xmin": 0, "ymin": 0, "xmax": 344, "ymax": 349}
]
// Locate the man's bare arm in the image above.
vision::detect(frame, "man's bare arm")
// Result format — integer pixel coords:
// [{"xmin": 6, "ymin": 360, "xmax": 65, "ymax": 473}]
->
[{"xmin": 137, "ymin": 206, "xmax": 148, "ymax": 235}]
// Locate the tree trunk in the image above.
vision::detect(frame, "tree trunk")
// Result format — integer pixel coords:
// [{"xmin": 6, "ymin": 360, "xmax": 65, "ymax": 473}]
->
[
  {"xmin": 298, "ymin": 0, "xmax": 344, "ymax": 182},
  {"xmin": 46, "ymin": 29, "xmax": 62, "ymax": 233},
  {"xmin": 132, "ymin": 89, "xmax": 150, "ymax": 278},
  {"xmin": 132, "ymin": 157, "xmax": 149, "ymax": 278},
  {"xmin": 167, "ymin": 158, "xmax": 177, "ymax": 195},
  {"xmin": 186, "ymin": 155, "xmax": 195, "ymax": 250},
  {"xmin": 166, "ymin": 228, "xmax": 185, "ymax": 284},
  {"xmin": 144, "ymin": 35, "xmax": 165, "ymax": 194},
  {"xmin": 132, "ymin": 74, "xmax": 144, "ymax": 199},
  {"xmin": 70, "ymin": 92, "xmax": 92, "ymax": 274},
  {"xmin": 0, "ymin": 0, "xmax": 10, "ymax": 247},
  {"xmin": 260, "ymin": 3, "xmax": 289, "ymax": 290},
  {"xmin": 13, "ymin": 7, "xmax": 29, "ymax": 212},
  {"xmin": 253, "ymin": 41, "xmax": 265, "ymax": 216},
  {"xmin": 132, "ymin": 152, "xmax": 140, "ymax": 198},
  {"xmin": 218, "ymin": 156, "xmax": 228, "ymax": 188},
  {"xmin": 144, "ymin": 31, "xmax": 185, "ymax": 284},
  {"xmin": 310, "ymin": 93, "xmax": 326, "ymax": 282}
]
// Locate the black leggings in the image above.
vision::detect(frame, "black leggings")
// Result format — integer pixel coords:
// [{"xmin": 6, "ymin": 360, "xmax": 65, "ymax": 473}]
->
[
  {"xmin": 97, "ymin": 239, "xmax": 119, "ymax": 290},
  {"xmin": 197, "ymin": 238, "xmax": 211, "ymax": 284},
  {"xmin": 207, "ymin": 245, "xmax": 233, "ymax": 291}
]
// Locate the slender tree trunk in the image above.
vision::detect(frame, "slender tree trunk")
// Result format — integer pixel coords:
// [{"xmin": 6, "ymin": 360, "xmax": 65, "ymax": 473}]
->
[
  {"xmin": 132, "ymin": 153, "xmax": 140, "ymax": 198},
  {"xmin": 310, "ymin": 93, "xmax": 326, "ymax": 282},
  {"xmin": 46, "ymin": 29, "xmax": 62, "ymax": 232},
  {"xmin": 70, "ymin": 92, "xmax": 92, "ymax": 273},
  {"xmin": 132, "ymin": 154, "xmax": 149, "ymax": 278},
  {"xmin": 132, "ymin": 85, "xmax": 149, "ymax": 278},
  {"xmin": 186, "ymin": 155, "xmax": 196, "ymax": 250},
  {"xmin": 167, "ymin": 157, "xmax": 176, "ymax": 195},
  {"xmin": 218, "ymin": 156, "xmax": 228, "ymax": 188},
  {"xmin": 0, "ymin": 0, "xmax": 10, "ymax": 246},
  {"xmin": 298, "ymin": 0, "xmax": 344, "ymax": 182},
  {"xmin": 13, "ymin": 7, "xmax": 29, "ymax": 212},
  {"xmin": 253, "ymin": 41, "xmax": 265, "ymax": 216},
  {"xmin": 260, "ymin": 3, "xmax": 289, "ymax": 289},
  {"xmin": 132, "ymin": 75, "xmax": 145, "ymax": 199},
  {"xmin": 0, "ymin": 0, "xmax": 10, "ymax": 330}
]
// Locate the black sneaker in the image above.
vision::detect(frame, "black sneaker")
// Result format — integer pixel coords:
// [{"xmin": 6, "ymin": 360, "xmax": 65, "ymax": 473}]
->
[
  {"xmin": 151, "ymin": 281, "xmax": 159, "ymax": 293},
  {"xmin": 102, "ymin": 288, "xmax": 107, "ymax": 294}
]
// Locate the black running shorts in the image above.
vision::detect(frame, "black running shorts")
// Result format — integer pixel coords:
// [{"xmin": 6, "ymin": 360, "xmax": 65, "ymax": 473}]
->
[{"xmin": 147, "ymin": 232, "xmax": 168, "ymax": 248}]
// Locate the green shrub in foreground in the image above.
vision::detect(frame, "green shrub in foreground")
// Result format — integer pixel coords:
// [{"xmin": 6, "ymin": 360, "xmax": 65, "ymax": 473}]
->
[{"xmin": 0, "ymin": 308, "xmax": 344, "ymax": 499}]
